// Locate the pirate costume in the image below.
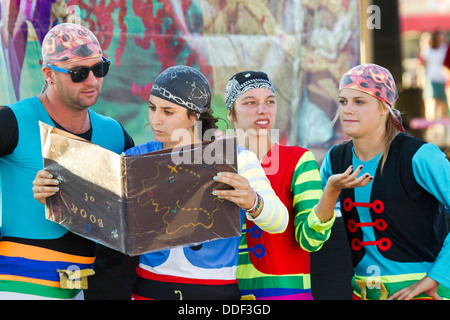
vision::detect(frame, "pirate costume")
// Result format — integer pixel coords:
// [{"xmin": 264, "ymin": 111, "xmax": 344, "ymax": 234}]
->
[
  {"xmin": 126, "ymin": 66, "xmax": 288, "ymax": 300},
  {"xmin": 320, "ymin": 64, "xmax": 450, "ymax": 300},
  {"xmin": 0, "ymin": 23, "xmax": 133, "ymax": 299},
  {"xmin": 227, "ymin": 71, "xmax": 335, "ymax": 300}
]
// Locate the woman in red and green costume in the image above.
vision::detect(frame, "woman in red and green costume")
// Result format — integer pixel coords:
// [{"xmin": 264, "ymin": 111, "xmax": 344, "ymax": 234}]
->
[{"xmin": 225, "ymin": 71, "xmax": 336, "ymax": 300}]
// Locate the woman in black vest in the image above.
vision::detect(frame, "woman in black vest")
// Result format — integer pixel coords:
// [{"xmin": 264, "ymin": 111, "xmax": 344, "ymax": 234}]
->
[{"xmin": 316, "ymin": 63, "xmax": 450, "ymax": 300}]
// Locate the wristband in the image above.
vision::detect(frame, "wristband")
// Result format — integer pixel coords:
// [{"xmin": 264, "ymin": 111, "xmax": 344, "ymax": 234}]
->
[{"xmin": 245, "ymin": 192, "xmax": 262, "ymax": 217}]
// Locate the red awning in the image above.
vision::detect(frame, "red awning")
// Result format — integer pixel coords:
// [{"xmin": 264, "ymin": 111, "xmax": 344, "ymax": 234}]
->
[{"xmin": 400, "ymin": 14, "xmax": 450, "ymax": 33}]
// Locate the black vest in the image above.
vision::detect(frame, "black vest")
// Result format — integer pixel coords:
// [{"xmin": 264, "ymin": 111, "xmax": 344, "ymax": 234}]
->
[{"xmin": 330, "ymin": 134, "xmax": 447, "ymax": 266}]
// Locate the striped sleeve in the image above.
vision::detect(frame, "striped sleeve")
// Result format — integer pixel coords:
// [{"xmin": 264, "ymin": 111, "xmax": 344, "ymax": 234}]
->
[
  {"xmin": 237, "ymin": 148, "xmax": 288, "ymax": 234},
  {"xmin": 291, "ymin": 151, "xmax": 335, "ymax": 252}
]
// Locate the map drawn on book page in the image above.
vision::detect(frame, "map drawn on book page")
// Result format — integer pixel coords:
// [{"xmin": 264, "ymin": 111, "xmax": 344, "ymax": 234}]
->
[{"xmin": 40, "ymin": 122, "xmax": 241, "ymax": 256}]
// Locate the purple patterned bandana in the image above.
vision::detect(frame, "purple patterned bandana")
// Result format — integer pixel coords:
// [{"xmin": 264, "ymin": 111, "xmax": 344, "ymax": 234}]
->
[
  {"xmin": 42, "ymin": 23, "xmax": 102, "ymax": 66},
  {"xmin": 339, "ymin": 63, "xmax": 405, "ymax": 132}
]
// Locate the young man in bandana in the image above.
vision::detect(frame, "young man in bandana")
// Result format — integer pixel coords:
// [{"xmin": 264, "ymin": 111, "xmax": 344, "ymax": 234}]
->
[
  {"xmin": 319, "ymin": 63, "xmax": 450, "ymax": 300},
  {"xmin": 0, "ymin": 23, "xmax": 134, "ymax": 299}
]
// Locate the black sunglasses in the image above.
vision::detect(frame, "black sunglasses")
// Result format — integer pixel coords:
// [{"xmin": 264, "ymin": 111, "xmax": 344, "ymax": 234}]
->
[{"xmin": 46, "ymin": 57, "xmax": 110, "ymax": 83}]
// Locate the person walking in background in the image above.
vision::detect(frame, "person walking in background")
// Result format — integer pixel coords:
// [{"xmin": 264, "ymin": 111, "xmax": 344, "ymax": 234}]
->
[
  {"xmin": 225, "ymin": 70, "xmax": 335, "ymax": 300},
  {"xmin": 420, "ymin": 30, "xmax": 449, "ymax": 119},
  {"xmin": 320, "ymin": 63, "xmax": 450, "ymax": 300},
  {"xmin": 1, "ymin": 23, "xmax": 134, "ymax": 299}
]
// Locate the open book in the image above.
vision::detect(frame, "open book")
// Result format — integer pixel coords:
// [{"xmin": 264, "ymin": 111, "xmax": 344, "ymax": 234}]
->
[{"xmin": 39, "ymin": 122, "xmax": 240, "ymax": 256}]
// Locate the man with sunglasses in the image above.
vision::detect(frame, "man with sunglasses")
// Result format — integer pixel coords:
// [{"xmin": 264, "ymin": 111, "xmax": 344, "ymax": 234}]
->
[{"xmin": 0, "ymin": 23, "xmax": 134, "ymax": 299}]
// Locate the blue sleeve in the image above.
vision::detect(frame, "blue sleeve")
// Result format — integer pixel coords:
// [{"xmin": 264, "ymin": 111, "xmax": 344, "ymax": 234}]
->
[
  {"xmin": 123, "ymin": 140, "xmax": 163, "ymax": 156},
  {"xmin": 412, "ymin": 143, "xmax": 450, "ymax": 288},
  {"xmin": 412, "ymin": 143, "xmax": 450, "ymax": 208},
  {"xmin": 428, "ymin": 233, "xmax": 450, "ymax": 288},
  {"xmin": 319, "ymin": 146, "xmax": 335, "ymax": 189}
]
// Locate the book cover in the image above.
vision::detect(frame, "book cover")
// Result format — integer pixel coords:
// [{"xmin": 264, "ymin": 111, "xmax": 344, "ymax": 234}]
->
[{"xmin": 39, "ymin": 122, "xmax": 240, "ymax": 256}]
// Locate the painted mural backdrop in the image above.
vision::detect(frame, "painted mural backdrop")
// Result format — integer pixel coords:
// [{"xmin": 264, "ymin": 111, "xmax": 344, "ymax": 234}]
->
[{"xmin": 0, "ymin": 0, "xmax": 360, "ymax": 161}]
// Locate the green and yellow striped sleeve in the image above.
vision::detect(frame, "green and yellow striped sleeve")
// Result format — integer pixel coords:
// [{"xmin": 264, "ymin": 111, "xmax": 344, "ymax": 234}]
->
[{"xmin": 292, "ymin": 151, "xmax": 335, "ymax": 252}]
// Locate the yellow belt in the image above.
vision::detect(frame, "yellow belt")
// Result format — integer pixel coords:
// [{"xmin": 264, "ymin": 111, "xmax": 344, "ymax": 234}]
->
[
  {"xmin": 58, "ymin": 268, "xmax": 95, "ymax": 290},
  {"xmin": 355, "ymin": 278, "xmax": 389, "ymax": 300}
]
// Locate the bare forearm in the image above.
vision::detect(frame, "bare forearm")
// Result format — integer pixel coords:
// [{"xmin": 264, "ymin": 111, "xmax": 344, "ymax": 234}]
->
[
  {"xmin": 314, "ymin": 182, "xmax": 341, "ymax": 223},
  {"xmin": 315, "ymin": 165, "xmax": 373, "ymax": 222}
]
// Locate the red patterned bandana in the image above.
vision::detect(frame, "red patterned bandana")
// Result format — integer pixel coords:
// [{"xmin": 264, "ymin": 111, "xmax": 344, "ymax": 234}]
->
[
  {"xmin": 42, "ymin": 23, "xmax": 102, "ymax": 66},
  {"xmin": 339, "ymin": 63, "xmax": 406, "ymax": 133}
]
